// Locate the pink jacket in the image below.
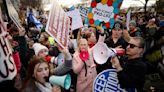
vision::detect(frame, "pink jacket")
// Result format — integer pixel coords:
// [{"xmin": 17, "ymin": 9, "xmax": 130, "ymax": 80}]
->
[{"xmin": 72, "ymin": 35, "xmax": 105, "ymax": 92}]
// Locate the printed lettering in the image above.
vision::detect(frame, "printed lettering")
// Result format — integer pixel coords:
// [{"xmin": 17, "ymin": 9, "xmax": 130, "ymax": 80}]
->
[{"xmin": 0, "ymin": 36, "xmax": 10, "ymax": 56}]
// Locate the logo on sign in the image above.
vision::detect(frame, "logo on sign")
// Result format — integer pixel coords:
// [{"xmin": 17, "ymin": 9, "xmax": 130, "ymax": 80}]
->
[{"xmin": 93, "ymin": 69, "xmax": 124, "ymax": 92}]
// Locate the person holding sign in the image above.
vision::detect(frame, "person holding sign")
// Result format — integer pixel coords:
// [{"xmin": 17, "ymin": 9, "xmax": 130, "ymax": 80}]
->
[
  {"xmin": 110, "ymin": 37, "xmax": 147, "ymax": 91},
  {"xmin": 97, "ymin": 21, "xmax": 129, "ymax": 73},
  {"xmin": 72, "ymin": 26, "xmax": 105, "ymax": 92},
  {"xmin": 32, "ymin": 43, "xmax": 72, "ymax": 76}
]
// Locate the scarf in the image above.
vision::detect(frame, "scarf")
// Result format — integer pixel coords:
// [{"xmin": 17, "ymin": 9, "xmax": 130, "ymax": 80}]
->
[{"xmin": 35, "ymin": 82, "xmax": 52, "ymax": 92}]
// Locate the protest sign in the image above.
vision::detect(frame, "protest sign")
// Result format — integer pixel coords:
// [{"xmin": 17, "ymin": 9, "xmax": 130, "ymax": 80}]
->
[
  {"xmin": 0, "ymin": 8, "xmax": 17, "ymax": 82},
  {"xmin": 79, "ymin": 6, "xmax": 89, "ymax": 18},
  {"xmin": 67, "ymin": 9, "xmax": 83, "ymax": 30},
  {"xmin": 126, "ymin": 10, "xmax": 131, "ymax": 30},
  {"xmin": 46, "ymin": 0, "xmax": 71, "ymax": 48},
  {"xmin": 6, "ymin": 0, "xmax": 22, "ymax": 30},
  {"xmin": 93, "ymin": 69, "xmax": 124, "ymax": 92},
  {"xmin": 86, "ymin": 0, "xmax": 123, "ymax": 29}
]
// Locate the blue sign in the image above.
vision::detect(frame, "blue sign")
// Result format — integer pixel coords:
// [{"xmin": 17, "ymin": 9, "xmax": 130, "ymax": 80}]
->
[{"xmin": 93, "ymin": 69, "xmax": 125, "ymax": 92}]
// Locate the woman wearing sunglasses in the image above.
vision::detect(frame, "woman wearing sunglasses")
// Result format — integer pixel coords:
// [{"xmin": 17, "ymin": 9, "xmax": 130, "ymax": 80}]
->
[{"xmin": 111, "ymin": 37, "xmax": 147, "ymax": 92}]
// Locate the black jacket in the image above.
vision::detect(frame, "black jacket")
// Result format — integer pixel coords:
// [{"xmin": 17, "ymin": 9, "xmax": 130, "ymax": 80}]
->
[{"xmin": 118, "ymin": 58, "xmax": 147, "ymax": 90}]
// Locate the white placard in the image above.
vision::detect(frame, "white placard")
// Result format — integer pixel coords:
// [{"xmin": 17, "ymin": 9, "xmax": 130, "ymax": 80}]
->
[
  {"xmin": 6, "ymin": 0, "xmax": 22, "ymax": 30},
  {"xmin": 79, "ymin": 6, "xmax": 89, "ymax": 18},
  {"xmin": 92, "ymin": 3, "xmax": 114, "ymax": 23},
  {"xmin": 46, "ymin": 0, "xmax": 71, "ymax": 48},
  {"xmin": 67, "ymin": 9, "xmax": 83, "ymax": 30},
  {"xmin": 0, "ymin": 8, "xmax": 17, "ymax": 82}
]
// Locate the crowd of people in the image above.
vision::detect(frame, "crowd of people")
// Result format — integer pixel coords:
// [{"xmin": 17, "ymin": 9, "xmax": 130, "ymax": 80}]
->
[{"xmin": 0, "ymin": 7, "xmax": 164, "ymax": 92}]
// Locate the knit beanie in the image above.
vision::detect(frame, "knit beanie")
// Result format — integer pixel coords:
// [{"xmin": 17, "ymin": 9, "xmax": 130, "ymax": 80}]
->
[
  {"xmin": 33, "ymin": 43, "xmax": 48, "ymax": 56},
  {"xmin": 113, "ymin": 21, "xmax": 123, "ymax": 30},
  {"xmin": 129, "ymin": 20, "xmax": 136, "ymax": 27}
]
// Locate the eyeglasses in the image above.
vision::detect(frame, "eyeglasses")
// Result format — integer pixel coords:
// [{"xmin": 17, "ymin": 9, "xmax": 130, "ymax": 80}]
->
[{"xmin": 128, "ymin": 43, "xmax": 142, "ymax": 48}]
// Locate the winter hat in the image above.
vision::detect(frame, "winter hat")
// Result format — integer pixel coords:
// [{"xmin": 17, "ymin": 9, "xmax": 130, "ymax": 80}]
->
[
  {"xmin": 129, "ymin": 20, "xmax": 136, "ymax": 27},
  {"xmin": 113, "ymin": 21, "xmax": 123, "ymax": 30},
  {"xmin": 151, "ymin": 18, "xmax": 155, "ymax": 22},
  {"xmin": 33, "ymin": 43, "xmax": 48, "ymax": 56}
]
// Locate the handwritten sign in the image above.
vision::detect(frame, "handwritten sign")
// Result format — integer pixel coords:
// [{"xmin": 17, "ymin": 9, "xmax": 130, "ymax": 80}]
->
[
  {"xmin": 0, "ymin": 8, "xmax": 17, "ymax": 82},
  {"xmin": 93, "ymin": 69, "xmax": 125, "ymax": 92},
  {"xmin": 46, "ymin": 0, "xmax": 71, "ymax": 48},
  {"xmin": 67, "ymin": 9, "xmax": 83, "ymax": 30},
  {"xmin": 79, "ymin": 6, "xmax": 89, "ymax": 18},
  {"xmin": 86, "ymin": 0, "xmax": 123, "ymax": 29},
  {"xmin": 6, "ymin": 0, "xmax": 22, "ymax": 30}
]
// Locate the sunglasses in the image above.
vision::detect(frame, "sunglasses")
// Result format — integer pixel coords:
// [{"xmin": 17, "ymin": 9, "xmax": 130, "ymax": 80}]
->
[{"xmin": 128, "ymin": 43, "xmax": 142, "ymax": 48}]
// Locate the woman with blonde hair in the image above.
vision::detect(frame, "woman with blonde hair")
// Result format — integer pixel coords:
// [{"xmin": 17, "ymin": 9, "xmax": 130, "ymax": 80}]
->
[{"xmin": 72, "ymin": 26, "xmax": 105, "ymax": 92}]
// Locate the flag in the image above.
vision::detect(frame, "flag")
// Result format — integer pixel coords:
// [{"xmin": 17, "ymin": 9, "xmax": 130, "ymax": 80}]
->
[{"xmin": 28, "ymin": 12, "xmax": 43, "ymax": 29}]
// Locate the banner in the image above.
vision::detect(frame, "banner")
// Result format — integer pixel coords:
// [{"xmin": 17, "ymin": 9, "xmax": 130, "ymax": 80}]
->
[
  {"xmin": 46, "ymin": 0, "xmax": 71, "ymax": 48},
  {"xmin": 93, "ymin": 69, "xmax": 124, "ymax": 92},
  {"xmin": 85, "ymin": 0, "xmax": 123, "ymax": 29},
  {"xmin": 6, "ymin": 0, "xmax": 22, "ymax": 30},
  {"xmin": 67, "ymin": 9, "xmax": 83, "ymax": 30},
  {"xmin": 0, "ymin": 8, "xmax": 17, "ymax": 82},
  {"xmin": 79, "ymin": 6, "xmax": 89, "ymax": 19}
]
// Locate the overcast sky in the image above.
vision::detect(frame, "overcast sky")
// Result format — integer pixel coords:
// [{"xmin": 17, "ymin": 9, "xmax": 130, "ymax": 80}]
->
[
  {"xmin": 121, "ymin": 0, "xmax": 156, "ymax": 9},
  {"xmin": 45, "ymin": 0, "xmax": 156, "ymax": 10}
]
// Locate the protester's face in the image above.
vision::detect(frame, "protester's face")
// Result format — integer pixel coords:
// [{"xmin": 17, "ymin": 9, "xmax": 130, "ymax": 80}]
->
[
  {"xmin": 11, "ymin": 30, "xmax": 19, "ymax": 37},
  {"xmin": 126, "ymin": 38, "xmax": 142, "ymax": 56},
  {"xmin": 38, "ymin": 49, "xmax": 48, "ymax": 57},
  {"xmin": 88, "ymin": 32, "xmax": 96, "ymax": 43},
  {"xmin": 148, "ymin": 20, "xmax": 155, "ymax": 25},
  {"xmin": 129, "ymin": 24, "xmax": 135, "ymax": 30},
  {"xmin": 80, "ymin": 29, "xmax": 85, "ymax": 35},
  {"xmin": 138, "ymin": 18, "xmax": 143, "ymax": 24},
  {"xmin": 39, "ymin": 34, "xmax": 50, "ymax": 47},
  {"xmin": 89, "ymin": 27, "xmax": 96, "ymax": 33},
  {"xmin": 33, "ymin": 62, "xmax": 49, "ymax": 84},
  {"xmin": 79, "ymin": 39, "xmax": 88, "ymax": 52},
  {"xmin": 42, "ymin": 19, "xmax": 47, "ymax": 26},
  {"xmin": 112, "ymin": 28, "xmax": 122, "ymax": 38}
]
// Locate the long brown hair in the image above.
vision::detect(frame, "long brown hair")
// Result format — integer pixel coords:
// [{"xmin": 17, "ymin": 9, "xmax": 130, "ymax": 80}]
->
[{"xmin": 20, "ymin": 56, "xmax": 50, "ymax": 92}]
